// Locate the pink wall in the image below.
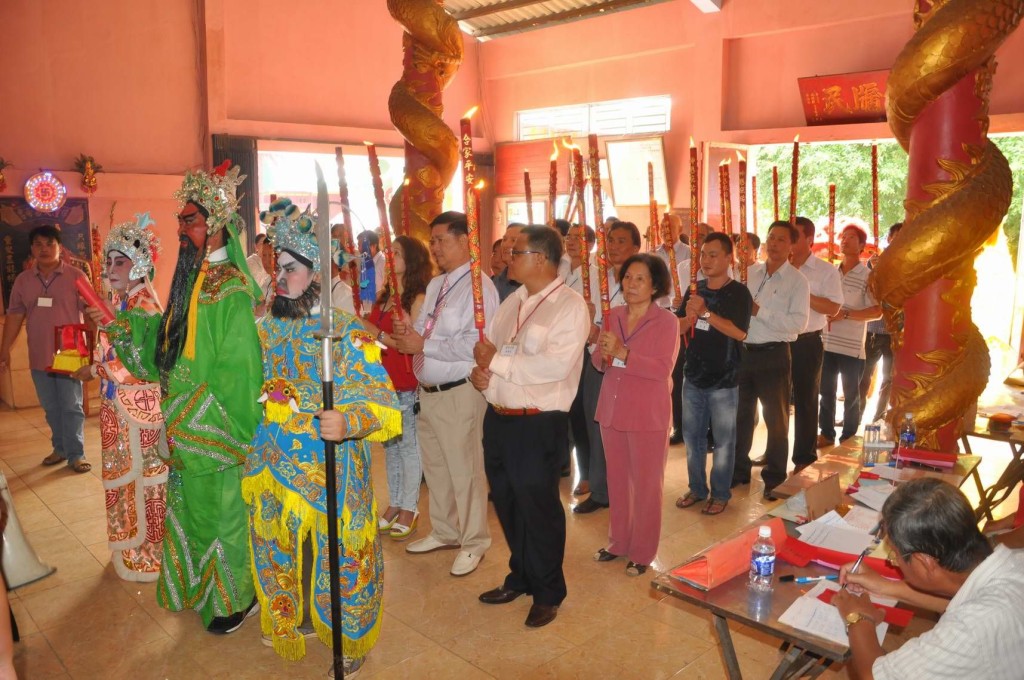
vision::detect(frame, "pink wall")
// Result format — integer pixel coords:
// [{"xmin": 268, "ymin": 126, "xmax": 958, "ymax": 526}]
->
[{"xmin": 479, "ymin": 0, "xmax": 1024, "ymax": 213}]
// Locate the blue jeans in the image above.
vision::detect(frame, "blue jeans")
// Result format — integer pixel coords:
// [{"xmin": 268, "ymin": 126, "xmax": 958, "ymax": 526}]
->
[
  {"xmin": 683, "ymin": 382, "xmax": 738, "ymax": 501},
  {"xmin": 30, "ymin": 369, "xmax": 85, "ymax": 465},
  {"xmin": 819, "ymin": 352, "xmax": 865, "ymax": 442},
  {"xmin": 384, "ymin": 390, "xmax": 422, "ymax": 512}
]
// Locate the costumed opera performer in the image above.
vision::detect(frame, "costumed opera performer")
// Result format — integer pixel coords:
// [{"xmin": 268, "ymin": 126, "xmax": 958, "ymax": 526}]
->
[
  {"xmin": 76, "ymin": 213, "xmax": 168, "ymax": 582},
  {"xmin": 242, "ymin": 199, "xmax": 399, "ymax": 676},
  {"xmin": 91, "ymin": 162, "xmax": 263, "ymax": 634}
]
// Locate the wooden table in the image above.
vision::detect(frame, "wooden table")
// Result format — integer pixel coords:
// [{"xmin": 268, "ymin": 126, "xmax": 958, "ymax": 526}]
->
[
  {"xmin": 771, "ymin": 443, "xmax": 983, "ymax": 516},
  {"xmin": 652, "ymin": 521, "xmax": 849, "ymax": 679},
  {"xmin": 653, "ymin": 448, "xmax": 972, "ymax": 679},
  {"xmin": 960, "ymin": 418, "xmax": 1024, "ymax": 520}
]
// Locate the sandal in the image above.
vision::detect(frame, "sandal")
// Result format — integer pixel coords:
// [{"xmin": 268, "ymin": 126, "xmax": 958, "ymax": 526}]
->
[
  {"xmin": 69, "ymin": 459, "xmax": 91, "ymax": 474},
  {"xmin": 593, "ymin": 548, "xmax": 619, "ymax": 562},
  {"xmin": 675, "ymin": 492, "xmax": 704, "ymax": 509},
  {"xmin": 702, "ymin": 499, "xmax": 728, "ymax": 516},
  {"xmin": 41, "ymin": 452, "xmax": 64, "ymax": 466},
  {"xmin": 378, "ymin": 509, "xmax": 398, "ymax": 532},
  {"xmin": 625, "ymin": 561, "xmax": 648, "ymax": 577},
  {"xmin": 390, "ymin": 512, "xmax": 419, "ymax": 540}
]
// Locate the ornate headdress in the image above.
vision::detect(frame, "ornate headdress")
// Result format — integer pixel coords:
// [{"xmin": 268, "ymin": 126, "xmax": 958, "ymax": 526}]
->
[
  {"xmin": 263, "ymin": 197, "xmax": 320, "ymax": 272},
  {"xmin": 103, "ymin": 212, "xmax": 161, "ymax": 280},
  {"xmin": 173, "ymin": 159, "xmax": 245, "ymax": 236}
]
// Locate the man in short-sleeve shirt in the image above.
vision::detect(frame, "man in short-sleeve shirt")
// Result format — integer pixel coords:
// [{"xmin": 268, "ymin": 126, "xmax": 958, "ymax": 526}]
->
[
  {"xmin": 0, "ymin": 225, "xmax": 90, "ymax": 471},
  {"xmin": 676, "ymin": 233, "xmax": 752, "ymax": 509},
  {"xmin": 819, "ymin": 225, "xmax": 881, "ymax": 445}
]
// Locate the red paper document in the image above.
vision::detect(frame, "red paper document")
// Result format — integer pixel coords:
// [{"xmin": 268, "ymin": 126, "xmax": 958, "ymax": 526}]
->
[
  {"xmin": 670, "ymin": 517, "xmax": 786, "ymax": 590},
  {"xmin": 816, "ymin": 588, "xmax": 914, "ymax": 627}
]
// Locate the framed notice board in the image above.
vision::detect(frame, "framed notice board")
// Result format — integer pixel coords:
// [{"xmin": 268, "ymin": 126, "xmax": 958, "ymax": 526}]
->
[{"xmin": 605, "ymin": 136, "xmax": 669, "ymax": 207}]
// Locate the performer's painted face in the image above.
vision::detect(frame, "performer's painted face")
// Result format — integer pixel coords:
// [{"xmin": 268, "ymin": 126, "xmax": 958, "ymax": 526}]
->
[
  {"xmin": 275, "ymin": 251, "xmax": 315, "ymax": 300},
  {"xmin": 106, "ymin": 250, "xmax": 138, "ymax": 293},
  {"xmin": 177, "ymin": 203, "xmax": 209, "ymax": 250}
]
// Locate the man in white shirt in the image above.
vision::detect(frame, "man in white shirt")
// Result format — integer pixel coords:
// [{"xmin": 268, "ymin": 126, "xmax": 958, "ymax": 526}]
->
[
  {"xmin": 492, "ymin": 223, "xmax": 525, "ymax": 302},
  {"xmin": 330, "ymin": 259, "xmax": 356, "ymax": 317},
  {"xmin": 392, "ymin": 211, "xmax": 500, "ymax": 577},
  {"xmin": 779, "ymin": 216, "xmax": 843, "ymax": 472},
  {"xmin": 553, "ymin": 218, "xmax": 573, "ymax": 282},
  {"xmin": 564, "ymin": 224, "xmax": 596, "ymax": 495},
  {"xmin": 654, "ymin": 213, "xmax": 691, "ymax": 310},
  {"xmin": 574, "ymin": 221, "xmax": 640, "ymax": 513},
  {"xmin": 835, "ymin": 478, "xmax": 1024, "ymax": 680},
  {"xmin": 471, "ymin": 226, "xmax": 588, "ymax": 628},
  {"xmin": 819, "ymin": 225, "xmax": 881, "ymax": 446},
  {"xmin": 732, "ymin": 221, "xmax": 810, "ymax": 500},
  {"xmin": 357, "ymin": 230, "xmax": 385, "ymax": 311}
]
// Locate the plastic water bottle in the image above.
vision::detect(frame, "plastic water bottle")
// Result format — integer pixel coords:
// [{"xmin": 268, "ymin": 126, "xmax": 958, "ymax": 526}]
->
[
  {"xmin": 898, "ymin": 412, "xmax": 917, "ymax": 454},
  {"xmin": 748, "ymin": 525, "xmax": 776, "ymax": 593}
]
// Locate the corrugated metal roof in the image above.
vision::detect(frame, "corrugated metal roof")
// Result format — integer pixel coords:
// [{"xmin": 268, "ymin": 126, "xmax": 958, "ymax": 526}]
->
[{"xmin": 445, "ymin": 0, "xmax": 672, "ymax": 41}]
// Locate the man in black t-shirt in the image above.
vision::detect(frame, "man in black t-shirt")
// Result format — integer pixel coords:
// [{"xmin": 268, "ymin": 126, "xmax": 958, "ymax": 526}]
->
[{"xmin": 674, "ymin": 233, "xmax": 753, "ymax": 515}]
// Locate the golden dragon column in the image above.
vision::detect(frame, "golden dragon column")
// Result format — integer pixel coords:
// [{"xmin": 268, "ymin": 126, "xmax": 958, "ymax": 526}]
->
[
  {"xmin": 387, "ymin": 0, "xmax": 464, "ymax": 242},
  {"xmin": 872, "ymin": 0, "xmax": 1023, "ymax": 450}
]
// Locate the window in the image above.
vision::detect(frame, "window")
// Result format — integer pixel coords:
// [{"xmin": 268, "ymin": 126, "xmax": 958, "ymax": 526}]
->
[{"xmin": 516, "ymin": 96, "xmax": 671, "ymax": 141}]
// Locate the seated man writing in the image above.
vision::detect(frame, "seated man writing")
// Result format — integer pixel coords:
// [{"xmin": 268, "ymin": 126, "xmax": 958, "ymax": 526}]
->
[{"xmin": 833, "ymin": 478, "xmax": 1024, "ymax": 680}]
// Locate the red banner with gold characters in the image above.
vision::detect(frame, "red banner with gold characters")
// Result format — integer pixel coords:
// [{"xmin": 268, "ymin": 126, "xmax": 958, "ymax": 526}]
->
[{"xmin": 798, "ymin": 70, "xmax": 888, "ymax": 126}]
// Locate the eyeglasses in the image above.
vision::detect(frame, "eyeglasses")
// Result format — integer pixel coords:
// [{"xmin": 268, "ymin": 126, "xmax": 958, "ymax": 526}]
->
[
  {"xmin": 176, "ymin": 211, "xmax": 200, "ymax": 226},
  {"xmin": 885, "ymin": 549, "xmax": 911, "ymax": 568},
  {"xmin": 510, "ymin": 249, "xmax": 542, "ymax": 258}
]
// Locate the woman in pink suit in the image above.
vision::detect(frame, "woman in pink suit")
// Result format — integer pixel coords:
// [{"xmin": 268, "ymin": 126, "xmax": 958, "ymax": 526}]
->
[{"xmin": 591, "ymin": 254, "xmax": 680, "ymax": 576}]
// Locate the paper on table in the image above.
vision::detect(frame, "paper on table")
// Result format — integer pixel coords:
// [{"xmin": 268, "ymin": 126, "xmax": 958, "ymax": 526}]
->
[
  {"xmin": 842, "ymin": 506, "xmax": 880, "ymax": 533},
  {"xmin": 849, "ymin": 485, "xmax": 895, "ymax": 511},
  {"xmin": 778, "ymin": 581, "xmax": 889, "ymax": 647},
  {"xmin": 769, "ymin": 491, "xmax": 809, "ymax": 523},
  {"xmin": 796, "ymin": 521, "xmax": 875, "ymax": 554}
]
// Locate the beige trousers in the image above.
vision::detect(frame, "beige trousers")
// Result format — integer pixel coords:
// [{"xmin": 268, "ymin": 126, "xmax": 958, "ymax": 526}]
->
[{"xmin": 416, "ymin": 382, "xmax": 491, "ymax": 554}]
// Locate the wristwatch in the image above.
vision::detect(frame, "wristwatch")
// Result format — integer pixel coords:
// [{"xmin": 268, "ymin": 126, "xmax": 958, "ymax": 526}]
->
[
  {"xmin": 845, "ymin": 611, "xmax": 873, "ymax": 631},
  {"xmin": 700, "ymin": 311, "xmax": 711, "ymax": 320}
]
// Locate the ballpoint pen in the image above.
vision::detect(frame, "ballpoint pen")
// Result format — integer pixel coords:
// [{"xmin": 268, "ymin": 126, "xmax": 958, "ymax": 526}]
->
[
  {"xmin": 780, "ymin": 574, "xmax": 839, "ymax": 584},
  {"xmin": 842, "ymin": 543, "xmax": 875, "ymax": 590}
]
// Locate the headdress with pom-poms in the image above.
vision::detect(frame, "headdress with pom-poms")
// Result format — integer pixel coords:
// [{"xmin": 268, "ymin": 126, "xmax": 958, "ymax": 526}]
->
[
  {"xmin": 264, "ymin": 197, "xmax": 321, "ymax": 272},
  {"xmin": 103, "ymin": 212, "xmax": 161, "ymax": 281},
  {"xmin": 173, "ymin": 159, "xmax": 246, "ymax": 236}
]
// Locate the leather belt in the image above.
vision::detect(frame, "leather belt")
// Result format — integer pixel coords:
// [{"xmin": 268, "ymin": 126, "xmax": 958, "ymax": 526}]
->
[
  {"xmin": 420, "ymin": 378, "xmax": 469, "ymax": 393},
  {"xmin": 797, "ymin": 330, "xmax": 822, "ymax": 338},
  {"xmin": 743, "ymin": 342, "xmax": 784, "ymax": 352},
  {"xmin": 492, "ymin": 406, "xmax": 543, "ymax": 416}
]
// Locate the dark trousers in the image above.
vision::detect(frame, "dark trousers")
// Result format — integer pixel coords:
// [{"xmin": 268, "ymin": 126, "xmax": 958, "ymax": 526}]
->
[
  {"xmin": 790, "ymin": 331, "xmax": 824, "ymax": 466},
  {"xmin": 483, "ymin": 408, "xmax": 568, "ymax": 607},
  {"xmin": 734, "ymin": 343, "xmax": 792, "ymax": 490},
  {"xmin": 819, "ymin": 351, "xmax": 865, "ymax": 442},
  {"xmin": 671, "ymin": 342, "xmax": 686, "ymax": 436},
  {"xmin": 859, "ymin": 332, "xmax": 893, "ymax": 423},
  {"xmin": 568, "ymin": 350, "xmax": 591, "ymax": 479},
  {"xmin": 582, "ymin": 359, "xmax": 609, "ymax": 504}
]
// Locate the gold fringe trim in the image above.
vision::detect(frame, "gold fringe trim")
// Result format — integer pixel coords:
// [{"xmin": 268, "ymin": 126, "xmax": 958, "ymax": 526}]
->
[
  {"xmin": 241, "ymin": 468, "xmax": 376, "ymax": 553},
  {"xmin": 246, "ymin": 480, "xmax": 383, "ymax": 663},
  {"xmin": 184, "ymin": 255, "xmax": 209, "ymax": 361},
  {"xmin": 361, "ymin": 402, "xmax": 402, "ymax": 443}
]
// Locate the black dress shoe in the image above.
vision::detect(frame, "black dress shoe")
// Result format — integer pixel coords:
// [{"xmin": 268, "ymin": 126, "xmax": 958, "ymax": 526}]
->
[
  {"xmin": 763, "ymin": 487, "xmax": 780, "ymax": 502},
  {"xmin": 479, "ymin": 586, "xmax": 525, "ymax": 605},
  {"xmin": 572, "ymin": 498, "xmax": 608, "ymax": 514},
  {"xmin": 669, "ymin": 433, "xmax": 684, "ymax": 446},
  {"xmin": 525, "ymin": 603, "xmax": 558, "ymax": 628},
  {"xmin": 751, "ymin": 456, "xmax": 767, "ymax": 466},
  {"xmin": 207, "ymin": 597, "xmax": 259, "ymax": 634}
]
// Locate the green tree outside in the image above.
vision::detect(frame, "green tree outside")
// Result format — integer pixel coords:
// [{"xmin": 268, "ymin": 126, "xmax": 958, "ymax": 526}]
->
[{"xmin": 751, "ymin": 135, "xmax": 1024, "ymax": 263}]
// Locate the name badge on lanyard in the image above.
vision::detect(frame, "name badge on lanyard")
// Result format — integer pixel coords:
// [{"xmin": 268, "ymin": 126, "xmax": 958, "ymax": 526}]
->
[
  {"xmin": 696, "ymin": 318, "xmax": 710, "ymax": 331},
  {"xmin": 500, "ymin": 343, "xmax": 517, "ymax": 357},
  {"xmin": 38, "ymin": 297, "xmax": 53, "ymax": 308}
]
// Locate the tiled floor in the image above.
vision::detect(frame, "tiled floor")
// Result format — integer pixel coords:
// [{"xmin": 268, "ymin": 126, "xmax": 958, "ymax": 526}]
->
[{"xmin": 0, "ymin": 402, "xmax": 1015, "ymax": 679}]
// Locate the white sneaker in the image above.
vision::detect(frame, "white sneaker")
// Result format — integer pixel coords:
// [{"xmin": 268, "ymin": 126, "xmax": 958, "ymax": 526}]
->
[
  {"xmin": 406, "ymin": 535, "xmax": 459, "ymax": 554},
  {"xmin": 450, "ymin": 551, "xmax": 483, "ymax": 576}
]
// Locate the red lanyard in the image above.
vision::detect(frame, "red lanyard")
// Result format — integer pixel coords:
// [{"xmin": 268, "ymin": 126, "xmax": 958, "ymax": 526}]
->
[{"xmin": 512, "ymin": 283, "xmax": 563, "ymax": 342}]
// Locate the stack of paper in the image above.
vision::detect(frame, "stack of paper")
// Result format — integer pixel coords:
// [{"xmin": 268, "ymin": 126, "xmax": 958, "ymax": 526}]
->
[
  {"xmin": 849, "ymin": 484, "xmax": 895, "ymax": 511},
  {"xmin": 795, "ymin": 511, "xmax": 876, "ymax": 554},
  {"xmin": 778, "ymin": 581, "xmax": 890, "ymax": 647}
]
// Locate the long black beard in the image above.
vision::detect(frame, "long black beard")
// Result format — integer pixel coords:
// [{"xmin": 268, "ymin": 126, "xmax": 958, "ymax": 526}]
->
[
  {"xmin": 271, "ymin": 280, "xmax": 320, "ymax": 319},
  {"xmin": 155, "ymin": 238, "xmax": 201, "ymax": 389}
]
